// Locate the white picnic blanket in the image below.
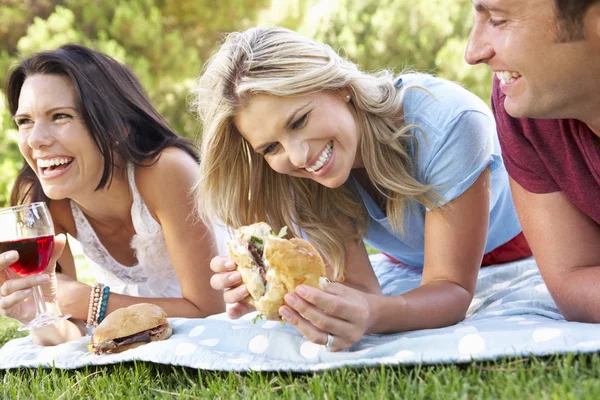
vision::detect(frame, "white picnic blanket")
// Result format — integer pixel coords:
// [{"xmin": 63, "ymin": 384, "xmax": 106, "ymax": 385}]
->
[{"xmin": 1, "ymin": 254, "xmax": 599, "ymax": 371}]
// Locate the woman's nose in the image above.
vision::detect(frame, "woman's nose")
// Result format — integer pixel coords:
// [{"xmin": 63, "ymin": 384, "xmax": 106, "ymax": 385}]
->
[
  {"xmin": 286, "ymin": 140, "xmax": 309, "ymax": 168},
  {"xmin": 26, "ymin": 121, "xmax": 54, "ymax": 149}
]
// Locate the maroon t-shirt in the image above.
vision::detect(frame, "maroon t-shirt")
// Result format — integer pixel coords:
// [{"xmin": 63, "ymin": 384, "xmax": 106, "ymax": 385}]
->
[{"xmin": 491, "ymin": 77, "xmax": 600, "ymax": 224}]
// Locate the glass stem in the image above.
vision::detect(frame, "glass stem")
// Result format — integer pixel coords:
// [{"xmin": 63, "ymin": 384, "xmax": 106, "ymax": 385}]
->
[{"xmin": 32, "ymin": 284, "xmax": 48, "ymax": 315}]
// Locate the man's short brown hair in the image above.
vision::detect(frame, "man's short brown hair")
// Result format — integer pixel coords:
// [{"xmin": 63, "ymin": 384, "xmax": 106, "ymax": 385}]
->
[{"xmin": 554, "ymin": 0, "xmax": 600, "ymax": 41}]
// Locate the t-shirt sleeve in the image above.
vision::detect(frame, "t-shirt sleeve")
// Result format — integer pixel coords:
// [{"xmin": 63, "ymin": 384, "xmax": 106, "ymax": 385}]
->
[
  {"xmin": 491, "ymin": 77, "xmax": 560, "ymax": 193},
  {"xmin": 419, "ymin": 109, "xmax": 501, "ymax": 207}
]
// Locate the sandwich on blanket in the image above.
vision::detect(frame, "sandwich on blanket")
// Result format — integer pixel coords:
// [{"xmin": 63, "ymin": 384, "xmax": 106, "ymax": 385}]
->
[{"xmin": 89, "ymin": 303, "xmax": 172, "ymax": 354}]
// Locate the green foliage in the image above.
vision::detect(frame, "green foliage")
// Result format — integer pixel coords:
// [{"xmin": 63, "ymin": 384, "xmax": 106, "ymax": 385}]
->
[
  {"xmin": 0, "ymin": 0, "xmax": 272, "ymax": 207},
  {"xmin": 0, "ymin": 0, "xmax": 494, "ymax": 208},
  {"xmin": 0, "ymin": 95, "xmax": 21, "ymax": 207},
  {"xmin": 299, "ymin": 0, "xmax": 492, "ymax": 103},
  {"xmin": 17, "ymin": 6, "xmax": 83, "ymax": 55},
  {"xmin": 435, "ymin": 37, "xmax": 493, "ymax": 103}
]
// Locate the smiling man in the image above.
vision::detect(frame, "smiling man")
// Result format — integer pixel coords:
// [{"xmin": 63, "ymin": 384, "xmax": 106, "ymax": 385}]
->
[{"xmin": 465, "ymin": 0, "xmax": 600, "ymax": 322}]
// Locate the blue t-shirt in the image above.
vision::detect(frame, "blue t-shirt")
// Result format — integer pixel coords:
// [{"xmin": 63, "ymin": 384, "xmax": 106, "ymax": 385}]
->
[{"xmin": 348, "ymin": 74, "xmax": 522, "ymax": 267}]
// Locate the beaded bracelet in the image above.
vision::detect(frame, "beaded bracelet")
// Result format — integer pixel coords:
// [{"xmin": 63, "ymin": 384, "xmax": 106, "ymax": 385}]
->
[
  {"xmin": 85, "ymin": 283, "xmax": 112, "ymax": 329},
  {"xmin": 97, "ymin": 286, "xmax": 111, "ymax": 325},
  {"xmin": 86, "ymin": 283, "xmax": 104, "ymax": 328}
]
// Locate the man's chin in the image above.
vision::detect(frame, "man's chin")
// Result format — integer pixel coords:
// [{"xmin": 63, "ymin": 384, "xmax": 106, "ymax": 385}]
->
[{"xmin": 504, "ymin": 97, "xmax": 536, "ymax": 120}]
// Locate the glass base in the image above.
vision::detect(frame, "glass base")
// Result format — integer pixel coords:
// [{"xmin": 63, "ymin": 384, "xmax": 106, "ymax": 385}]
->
[{"xmin": 18, "ymin": 312, "xmax": 72, "ymax": 332}]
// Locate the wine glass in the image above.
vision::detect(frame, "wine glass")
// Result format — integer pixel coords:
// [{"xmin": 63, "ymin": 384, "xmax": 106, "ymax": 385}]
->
[{"xmin": 0, "ymin": 202, "xmax": 71, "ymax": 331}]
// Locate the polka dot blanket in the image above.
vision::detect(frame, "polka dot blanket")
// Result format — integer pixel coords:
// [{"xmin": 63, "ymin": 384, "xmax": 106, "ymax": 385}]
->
[{"xmin": 1, "ymin": 254, "xmax": 599, "ymax": 371}]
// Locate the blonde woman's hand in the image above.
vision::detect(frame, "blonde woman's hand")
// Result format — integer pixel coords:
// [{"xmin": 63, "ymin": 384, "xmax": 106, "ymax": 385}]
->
[
  {"xmin": 279, "ymin": 281, "xmax": 377, "ymax": 352},
  {"xmin": 0, "ymin": 234, "xmax": 66, "ymax": 324},
  {"xmin": 209, "ymin": 255, "xmax": 255, "ymax": 318}
]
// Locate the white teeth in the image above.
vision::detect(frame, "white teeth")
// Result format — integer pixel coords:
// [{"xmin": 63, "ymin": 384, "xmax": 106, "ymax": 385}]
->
[
  {"xmin": 496, "ymin": 71, "xmax": 521, "ymax": 84},
  {"xmin": 37, "ymin": 157, "xmax": 73, "ymax": 168},
  {"xmin": 305, "ymin": 142, "xmax": 333, "ymax": 173}
]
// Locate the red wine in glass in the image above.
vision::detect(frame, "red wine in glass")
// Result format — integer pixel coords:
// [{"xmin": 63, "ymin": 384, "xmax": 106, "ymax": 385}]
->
[
  {"xmin": 0, "ymin": 235, "xmax": 55, "ymax": 276},
  {"xmin": 0, "ymin": 202, "xmax": 70, "ymax": 331}
]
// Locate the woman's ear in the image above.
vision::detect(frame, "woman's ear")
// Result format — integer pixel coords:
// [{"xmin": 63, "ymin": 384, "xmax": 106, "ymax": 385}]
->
[
  {"xmin": 584, "ymin": 3, "xmax": 600, "ymax": 51},
  {"xmin": 339, "ymin": 89, "xmax": 352, "ymax": 103}
]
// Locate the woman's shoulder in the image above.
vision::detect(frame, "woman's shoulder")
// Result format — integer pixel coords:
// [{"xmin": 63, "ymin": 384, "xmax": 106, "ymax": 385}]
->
[
  {"xmin": 134, "ymin": 147, "xmax": 199, "ymax": 213},
  {"xmin": 49, "ymin": 198, "xmax": 76, "ymax": 235},
  {"xmin": 399, "ymin": 73, "xmax": 492, "ymax": 134}
]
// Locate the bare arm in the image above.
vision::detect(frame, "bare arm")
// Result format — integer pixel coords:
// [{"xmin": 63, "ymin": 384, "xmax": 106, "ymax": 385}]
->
[
  {"xmin": 370, "ymin": 169, "xmax": 490, "ymax": 333},
  {"xmin": 333, "ymin": 222, "xmax": 382, "ymax": 296},
  {"xmin": 509, "ymin": 178, "xmax": 600, "ymax": 322},
  {"xmin": 58, "ymin": 149, "xmax": 225, "ymax": 319},
  {"xmin": 278, "ymin": 170, "xmax": 491, "ymax": 350}
]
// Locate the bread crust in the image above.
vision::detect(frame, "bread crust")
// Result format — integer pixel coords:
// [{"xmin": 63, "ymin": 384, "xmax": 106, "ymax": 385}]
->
[
  {"xmin": 91, "ymin": 303, "xmax": 171, "ymax": 348},
  {"xmin": 227, "ymin": 223, "xmax": 326, "ymax": 320}
]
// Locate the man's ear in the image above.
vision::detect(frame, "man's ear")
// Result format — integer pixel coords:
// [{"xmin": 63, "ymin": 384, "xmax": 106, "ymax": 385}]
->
[{"xmin": 583, "ymin": 3, "xmax": 600, "ymax": 51}]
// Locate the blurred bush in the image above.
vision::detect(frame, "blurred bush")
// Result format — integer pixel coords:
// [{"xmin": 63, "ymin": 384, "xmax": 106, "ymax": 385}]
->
[{"xmin": 0, "ymin": 0, "xmax": 491, "ymax": 208}]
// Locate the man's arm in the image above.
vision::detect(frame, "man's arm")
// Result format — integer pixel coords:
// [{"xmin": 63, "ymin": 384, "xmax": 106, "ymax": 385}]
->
[{"xmin": 510, "ymin": 178, "xmax": 600, "ymax": 322}]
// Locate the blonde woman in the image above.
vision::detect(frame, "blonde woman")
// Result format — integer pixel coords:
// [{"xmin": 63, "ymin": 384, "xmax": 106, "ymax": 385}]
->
[{"xmin": 195, "ymin": 27, "xmax": 531, "ymax": 351}]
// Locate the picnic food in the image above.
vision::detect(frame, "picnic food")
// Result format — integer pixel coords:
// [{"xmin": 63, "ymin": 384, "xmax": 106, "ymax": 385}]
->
[
  {"xmin": 227, "ymin": 222, "xmax": 328, "ymax": 320},
  {"xmin": 89, "ymin": 303, "xmax": 172, "ymax": 354}
]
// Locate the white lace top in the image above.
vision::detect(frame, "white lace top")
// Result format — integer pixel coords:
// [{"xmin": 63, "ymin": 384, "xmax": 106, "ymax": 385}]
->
[{"xmin": 70, "ymin": 164, "xmax": 181, "ymax": 298}]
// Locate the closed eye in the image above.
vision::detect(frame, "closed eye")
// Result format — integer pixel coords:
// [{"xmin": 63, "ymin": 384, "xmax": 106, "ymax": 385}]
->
[
  {"xmin": 53, "ymin": 113, "xmax": 72, "ymax": 121},
  {"xmin": 14, "ymin": 118, "xmax": 33, "ymax": 128},
  {"xmin": 291, "ymin": 112, "xmax": 309, "ymax": 130},
  {"xmin": 487, "ymin": 19, "xmax": 506, "ymax": 27},
  {"xmin": 263, "ymin": 143, "xmax": 279, "ymax": 155}
]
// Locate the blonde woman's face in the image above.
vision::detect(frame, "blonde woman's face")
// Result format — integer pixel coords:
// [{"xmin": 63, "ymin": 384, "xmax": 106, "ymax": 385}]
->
[{"xmin": 234, "ymin": 91, "xmax": 362, "ymax": 188}]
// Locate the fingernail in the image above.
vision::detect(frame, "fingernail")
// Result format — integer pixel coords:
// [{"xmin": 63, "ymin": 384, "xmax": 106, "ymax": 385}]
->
[
  {"xmin": 23, "ymin": 289, "xmax": 32, "ymax": 296},
  {"xmin": 36, "ymin": 274, "xmax": 49, "ymax": 283},
  {"xmin": 296, "ymin": 285, "xmax": 308, "ymax": 296},
  {"xmin": 229, "ymin": 271, "xmax": 240, "ymax": 282},
  {"xmin": 224, "ymin": 261, "xmax": 236, "ymax": 270}
]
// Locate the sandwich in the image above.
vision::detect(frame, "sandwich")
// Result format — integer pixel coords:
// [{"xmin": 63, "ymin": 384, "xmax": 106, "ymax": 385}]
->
[
  {"xmin": 89, "ymin": 303, "xmax": 172, "ymax": 355},
  {"xmin": 227, "ymin": 222, "xmax": 328, "ymax": 321}
]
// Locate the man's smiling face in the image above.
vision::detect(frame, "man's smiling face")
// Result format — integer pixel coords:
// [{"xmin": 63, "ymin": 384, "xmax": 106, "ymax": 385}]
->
[{"xmin": 465, "ymin": 0, "xmax": 600, "ymax": 120}]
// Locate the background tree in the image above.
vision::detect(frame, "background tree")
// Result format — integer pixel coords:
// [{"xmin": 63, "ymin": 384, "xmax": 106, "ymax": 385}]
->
[
  {"xmin": 0, "ymin": 0, "xmax": 491, "ymax": 207},
  {"xmin": 297, "ymin": 0, "xmax": 492, "ymax": 100},
  {"xmin": 0, "ymin": 0, "xmax": 269, "ymax": 207}
]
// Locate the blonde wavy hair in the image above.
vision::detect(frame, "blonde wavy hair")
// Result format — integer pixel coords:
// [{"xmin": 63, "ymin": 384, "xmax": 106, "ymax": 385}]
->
[{"xmin": 192, "ymin": 27, "xmax": 439, "ymax": 280}]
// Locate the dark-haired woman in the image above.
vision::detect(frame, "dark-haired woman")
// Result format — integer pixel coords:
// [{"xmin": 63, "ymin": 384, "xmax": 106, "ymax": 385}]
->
[{"xmin": 0, "ymin": 45, "xmax": 224, "ymax": 345}]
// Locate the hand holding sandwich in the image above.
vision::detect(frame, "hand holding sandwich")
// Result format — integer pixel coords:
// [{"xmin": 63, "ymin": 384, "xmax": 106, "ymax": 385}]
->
[
  {"xmin": 210, "ymin": 222, "xmax": 380, "ymax": 351},
  {"xmin": 209, "ymin": 256, "xmax": 255, "ymax": 319},
  {"xmin": 212, "ymin": 222, "xmax": 328, "ymax": 321},
  {"xmin": 280, "ymin": 280, "xmax": 377, "ymax": 352}
]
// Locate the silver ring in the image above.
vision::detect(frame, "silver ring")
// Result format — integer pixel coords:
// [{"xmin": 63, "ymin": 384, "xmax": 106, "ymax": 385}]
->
[{"xmin": 325, "ymin": 333, "xmax": 335, "ymax": 350}]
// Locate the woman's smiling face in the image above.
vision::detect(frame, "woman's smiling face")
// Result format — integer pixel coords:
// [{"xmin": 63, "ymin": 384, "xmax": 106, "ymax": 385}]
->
[
  {"xmin": 233, "ymin": 91, "xmax": 362, "ymax": 189},
  {"xmin": 15, "ymin": 74, "xmax": 105, "ymax": 200}
]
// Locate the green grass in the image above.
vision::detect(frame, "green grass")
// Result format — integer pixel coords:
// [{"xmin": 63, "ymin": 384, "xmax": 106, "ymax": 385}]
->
[{"xmin": 1, "ymin": 315, "xmax": 599, "ymax": 399}]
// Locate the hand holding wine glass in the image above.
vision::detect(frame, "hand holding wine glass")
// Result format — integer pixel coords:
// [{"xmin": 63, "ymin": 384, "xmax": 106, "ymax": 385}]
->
[
  {"xmin": 0, "ymin": 202, "xmax": 70, "ymax": 330},
  {"xmin": 0, "ymin": 234, "xmax": 66, "ymax": 323}
]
